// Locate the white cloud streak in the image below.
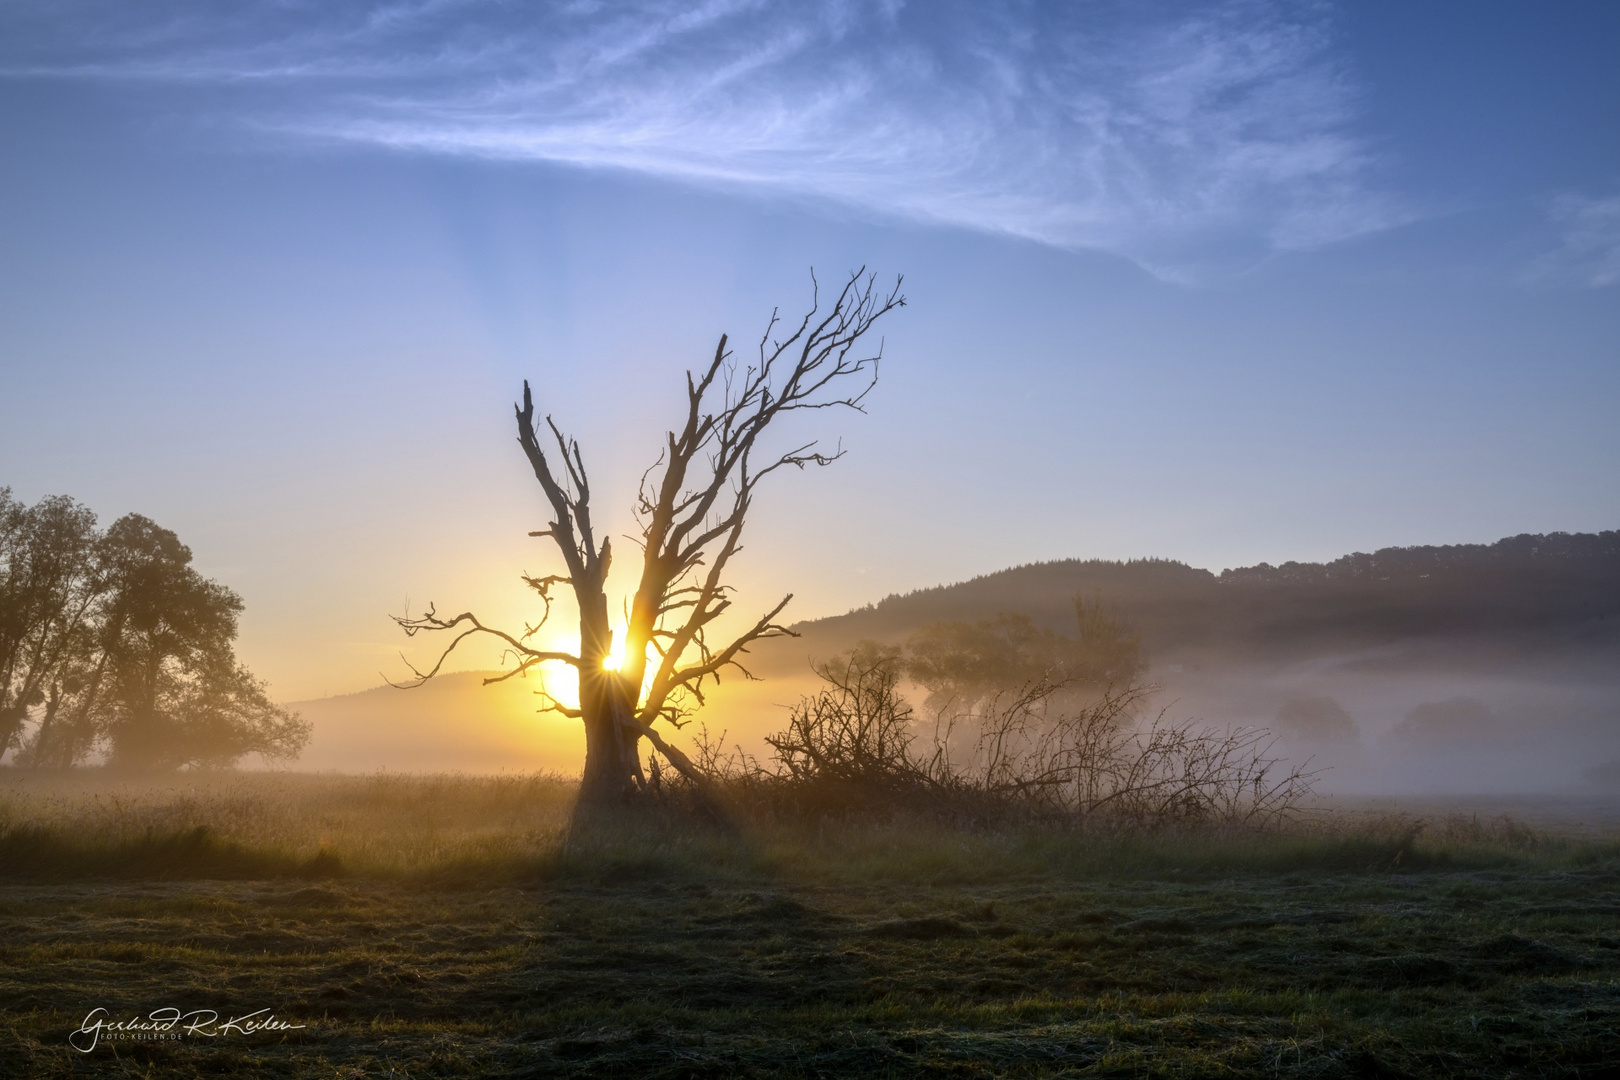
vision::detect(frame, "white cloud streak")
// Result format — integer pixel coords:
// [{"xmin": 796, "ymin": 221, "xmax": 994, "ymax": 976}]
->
[
  {"xmin": 1531, "ymin": 193, "xmax": 1620, "ymax": 288},
  {"xmin": 0, "ymin": 0, "xmax": 1401, "ymax": 276}
]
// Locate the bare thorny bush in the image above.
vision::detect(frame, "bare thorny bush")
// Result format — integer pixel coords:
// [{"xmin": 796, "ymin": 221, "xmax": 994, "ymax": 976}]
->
[{"xmin": 674, "ymin": 650, "xmax": 1314, "ymax": 828}]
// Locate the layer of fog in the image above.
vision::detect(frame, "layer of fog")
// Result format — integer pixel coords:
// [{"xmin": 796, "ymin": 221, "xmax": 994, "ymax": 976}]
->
[
  {"xmin": 277, "ymin": 640, "xmax": 1620, "ymax": 803},
  {"xmin": 1153, "ymin": 647, "xmax": 1620, "ymax": 797}
]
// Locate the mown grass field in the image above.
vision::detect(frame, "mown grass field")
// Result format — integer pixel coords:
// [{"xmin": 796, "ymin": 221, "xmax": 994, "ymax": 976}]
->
[{"xmin": 2, "ymin": 772, "xmax": 1618, "ymax": 1078}]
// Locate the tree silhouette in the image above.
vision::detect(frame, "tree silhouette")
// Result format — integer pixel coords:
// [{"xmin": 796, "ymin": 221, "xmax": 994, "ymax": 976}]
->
[
  {"xmin": 0, "ymin": 489, "xmax": 102, "ymax": 757},
  {"xmin": 1389, "ymin": 697, "xmax": 1503, "ymax": 749},
  {"xmin": 1272, "ymin": 696, "xmax": 1358, "ymax": 744},
  {"xmin": 1, "ymin": 490, "xmax": 308, "ymax": 769},
  {"xmin": 904, "ymin": 598, "xmax": 1146, "ymax": 716},
  {"xmin": 396, "ymin": 269, "xmax": 904, "ymax": 802},
  {"xmin": 93, "ymin": 515, "xmax": 308, "ymax": 769}
]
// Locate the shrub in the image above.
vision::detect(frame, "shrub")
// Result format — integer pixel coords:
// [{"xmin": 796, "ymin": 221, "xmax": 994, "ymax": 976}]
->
[{"xmin": 685, "ymin": 649, "xmax": 1313, "ymax": 827}]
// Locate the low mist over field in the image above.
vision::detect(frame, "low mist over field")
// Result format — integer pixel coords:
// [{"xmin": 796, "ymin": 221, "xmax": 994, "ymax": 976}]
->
[
  {"xmin": 290, "ymin": 673, "xmax": 584, "ymax": 775},
  {"xmin": 290, "ymin": 530, "xmax": 1620, "ymax": 799}
]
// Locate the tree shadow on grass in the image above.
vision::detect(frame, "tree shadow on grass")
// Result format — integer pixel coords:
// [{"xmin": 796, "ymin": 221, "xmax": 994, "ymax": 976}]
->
[{"xmin": 420, "ymin": 793, "xmax": 882, "ymax": 1075}]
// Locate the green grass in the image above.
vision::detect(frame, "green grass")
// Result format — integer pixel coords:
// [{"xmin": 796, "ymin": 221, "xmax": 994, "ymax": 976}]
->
[{"xmin": 1, "ymin": 771, "xmax": 1618, "ymax": 1077}]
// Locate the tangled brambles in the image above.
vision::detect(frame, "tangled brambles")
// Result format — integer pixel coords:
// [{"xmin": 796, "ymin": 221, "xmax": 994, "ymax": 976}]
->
[{"xmin": 676, "ymin": 650, "xmax": 1314, "ymax": 827}]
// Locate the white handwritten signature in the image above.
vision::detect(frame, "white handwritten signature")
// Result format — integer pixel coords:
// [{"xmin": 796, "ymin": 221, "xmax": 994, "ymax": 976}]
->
[{"xmin": 69, "ymin": 1007, "xmax": 307, "ymax": 1052}]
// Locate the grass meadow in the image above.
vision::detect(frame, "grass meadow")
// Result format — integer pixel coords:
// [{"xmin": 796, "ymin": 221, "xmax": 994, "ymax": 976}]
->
[{"xmin": 1, "ymin": 770, "xmax": 1618, "ymax": 1077}]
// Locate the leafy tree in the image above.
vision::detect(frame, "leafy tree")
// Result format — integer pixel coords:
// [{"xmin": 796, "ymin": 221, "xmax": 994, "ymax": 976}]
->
[
  {"xmin": 1073, "ymin": 595, "xmax": 1146, "ymax": 685},
  {"xmin": 1, "ymin": 491, "xmax": 306, "ymax": 769},
  {"xmin": 93, "ymin": 514, "xmax": 308, "ymax": 770},
  {"xmin": 0, "ymin": 489, "xmax": 103, "ymax": 756},
  {"xmin": 397, "ymin": 269, "xmax": 904, "ymax": 803},
  {"xmin": 1272, "ymin": 696, "xmax": 1358, "ymax": 743},
  {"xmin": 1389, "ymin": 697, "xmax": 1504, "ymax": 749},
  {"xmin": 904, "ymin": 596, "xmax": 1145, "ymax": 715}
]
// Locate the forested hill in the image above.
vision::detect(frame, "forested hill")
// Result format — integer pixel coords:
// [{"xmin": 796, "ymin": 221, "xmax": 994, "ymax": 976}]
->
[{"xmin": 787, "ymin": 531, "xmax": 1620, "ymax": 666}]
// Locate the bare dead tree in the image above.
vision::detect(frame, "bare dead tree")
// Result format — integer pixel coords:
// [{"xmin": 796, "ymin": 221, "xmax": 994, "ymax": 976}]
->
[{"xmin": 395, "ymin": 269, "xmax": 905, "ymax": 803}]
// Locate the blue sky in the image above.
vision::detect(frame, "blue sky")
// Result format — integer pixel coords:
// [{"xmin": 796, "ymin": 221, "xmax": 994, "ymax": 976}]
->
[{"xmin": 1, "ymin": 1, "xmax": 1617, "ymax": 699}]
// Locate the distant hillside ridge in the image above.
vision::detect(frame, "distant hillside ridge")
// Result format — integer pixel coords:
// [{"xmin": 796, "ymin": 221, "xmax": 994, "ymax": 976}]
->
[
  {"xmin": 789, "ymin": 531, "xmax": 1620, "ymax": 665},
  {"xmin": 1218, "ymin": 530, "xmax": 1620, "ymax": 586}
]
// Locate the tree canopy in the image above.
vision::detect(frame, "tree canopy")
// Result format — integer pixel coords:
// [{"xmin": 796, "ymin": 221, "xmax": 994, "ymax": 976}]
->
[
  {"xmin": 0, "ymin": 488, "xmax": 307, "ymax": 769},
  {"xmin": 903, "ymin": 598, "xmax": 1145, "ymax": 715}
]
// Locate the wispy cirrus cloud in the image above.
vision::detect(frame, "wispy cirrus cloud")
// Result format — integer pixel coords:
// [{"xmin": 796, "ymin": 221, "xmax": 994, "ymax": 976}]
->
[
  {"xmin": 1528, "ymin": 192, "xmax": 1620, "ymax": 288},
  {"xmin": 0, "ymin": 0, "xmax": 1402, "ymax": 277}
]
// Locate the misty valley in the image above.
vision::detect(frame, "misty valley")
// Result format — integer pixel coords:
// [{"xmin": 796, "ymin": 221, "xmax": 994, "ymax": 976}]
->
[
  {"xmin": 3, "ymin": 258, "xmax": 1620, "ymax": 1074},
  {"xmin": 4, "ymin": 473, "xmax": 1620, "ymax": 1076}
]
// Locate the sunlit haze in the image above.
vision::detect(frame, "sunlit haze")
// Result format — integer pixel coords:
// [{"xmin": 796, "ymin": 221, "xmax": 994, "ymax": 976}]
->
[{"xmin": 3, "ymin": 1, "xmax": 1617, "ymax": 718}]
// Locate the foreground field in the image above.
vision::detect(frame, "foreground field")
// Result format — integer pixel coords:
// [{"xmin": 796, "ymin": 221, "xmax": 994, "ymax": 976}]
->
[{"xmin": 2, "ymin": 772, "xmax": 1618, "ymax": 1078}]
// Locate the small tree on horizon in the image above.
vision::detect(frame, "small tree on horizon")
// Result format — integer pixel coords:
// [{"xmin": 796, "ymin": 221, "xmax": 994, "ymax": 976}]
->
[{"xmin": 395, "ymin": 269, "xmax": 905, "ymax": 804}]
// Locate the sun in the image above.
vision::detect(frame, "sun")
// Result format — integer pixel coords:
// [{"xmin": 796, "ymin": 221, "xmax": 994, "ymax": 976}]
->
[{"xmin": 527, "ymin": 627, "xmax": 644, "ymax": 714}]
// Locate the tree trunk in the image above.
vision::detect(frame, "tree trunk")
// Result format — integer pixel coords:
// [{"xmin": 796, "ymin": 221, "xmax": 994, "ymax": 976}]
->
[
  {"xmin": 20, "ymin": 684, "xmax": 61, "ymax": 765},
  {"xmin": 574, "ymin": 584, "xmax": 645, "ymax": 804},
  {"xmin": 0, "ymin": 703, "xmax": 26, "ymax": 758},
  {"xmin": 577, "ymin": 669, "xmax": 644, "ymax": 803}
]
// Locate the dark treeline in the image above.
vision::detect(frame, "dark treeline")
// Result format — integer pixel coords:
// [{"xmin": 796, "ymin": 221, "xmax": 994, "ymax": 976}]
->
[
  {"xmin": 794, "ymin": 532, "xmax": 1620, "ymax": 666},
  {"xmin": 0, "ymin": 488, "xmax": 307, "ymax": 769}
]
